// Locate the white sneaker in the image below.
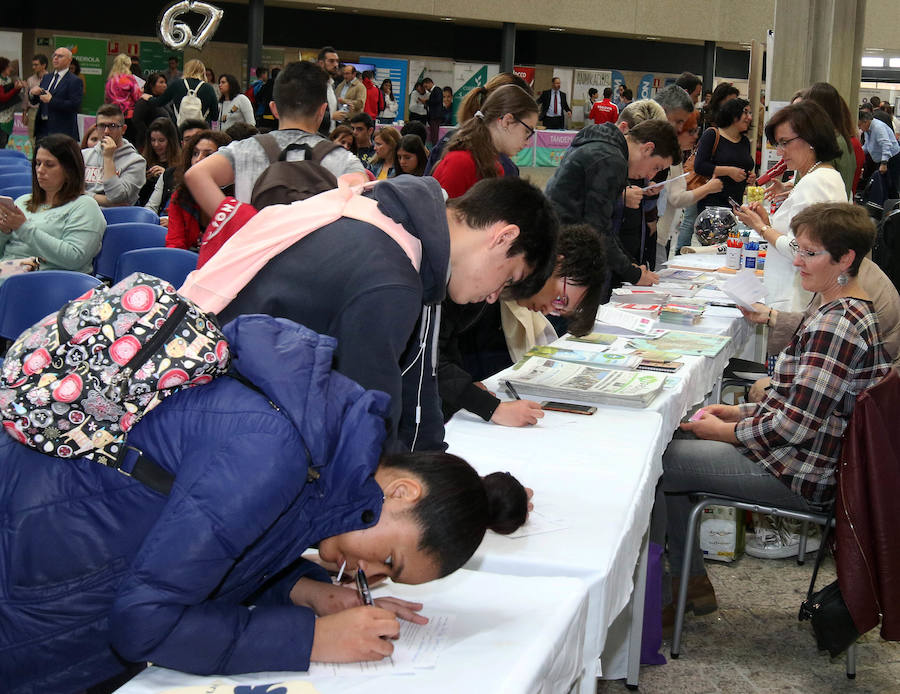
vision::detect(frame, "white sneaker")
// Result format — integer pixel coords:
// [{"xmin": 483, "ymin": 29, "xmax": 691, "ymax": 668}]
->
[{"xmin": 745, "ymin": 515, "xmax": 821, "ymax": 559}]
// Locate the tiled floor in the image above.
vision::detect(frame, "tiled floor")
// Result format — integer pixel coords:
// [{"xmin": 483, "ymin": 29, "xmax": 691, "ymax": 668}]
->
[{"xmin": 597, "ymin": 552, "xmax": 900, "ymax": 693}]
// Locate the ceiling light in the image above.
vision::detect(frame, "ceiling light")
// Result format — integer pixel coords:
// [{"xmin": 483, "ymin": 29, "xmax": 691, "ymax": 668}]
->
[
  {"xmin": 865, "ymin": 47, "xmax": 884, "ymax": 52},
  {"xmin": 862, "ymin": 56, "xmax": 885, "ymax": 67},
  {"xmin": 549, "ymin": 27, "xmax": 565, "ymax": 32},
  {"xmin": 316, "ymin": 5, "xmax": 335, "ymax": 10},
  {"xmin": 645, "ymin": 36, "xmax": 660, "ymax": 41},
  {"xmin": 441, "ymin": 17, "xmax": 454, "ymax": 21}
]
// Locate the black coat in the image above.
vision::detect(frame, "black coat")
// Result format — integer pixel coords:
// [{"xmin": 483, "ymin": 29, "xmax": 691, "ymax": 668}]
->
[{"xmin": 538, "ymin": 88, "xmax": 570, "ymax": 121}]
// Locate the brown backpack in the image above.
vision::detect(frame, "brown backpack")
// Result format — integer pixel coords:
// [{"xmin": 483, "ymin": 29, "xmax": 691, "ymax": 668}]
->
[{"xmin": 250, "ymin": 134, "xmax": 341, "ymax": 209}]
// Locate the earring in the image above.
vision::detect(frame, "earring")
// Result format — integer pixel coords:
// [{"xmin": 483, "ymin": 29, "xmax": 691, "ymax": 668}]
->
[{"xmin": 837, "ymin": 272, "xmax": 849, "ymax": 286}]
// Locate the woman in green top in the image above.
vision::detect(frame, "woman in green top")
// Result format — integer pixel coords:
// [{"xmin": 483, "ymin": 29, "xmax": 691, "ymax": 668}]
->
[{"xmin": 0, "ymin": 134, "xmax": 106, "ymax": 278}]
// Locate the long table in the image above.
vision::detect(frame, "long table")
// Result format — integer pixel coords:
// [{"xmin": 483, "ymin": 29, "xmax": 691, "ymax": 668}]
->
[
  {"xmin": 446, "ymin": 296, "xmax": 753, "ymax": 690},
  {"xmin": 117, "ymin": 571, "xmax": 589, "ymax": 693}
]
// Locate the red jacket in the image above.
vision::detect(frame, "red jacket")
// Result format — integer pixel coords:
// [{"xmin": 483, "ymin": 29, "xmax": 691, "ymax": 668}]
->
[
  {"xmin": 165, "ymin": 189, "xmax": 205, "ymax": 252},
  {"xmin": 363, "ymin": 78, "xmax": 380, "ymax": 119},
  {"xmin": 835, "ymin": 368, "xmax": 900, "ymax": 640}
]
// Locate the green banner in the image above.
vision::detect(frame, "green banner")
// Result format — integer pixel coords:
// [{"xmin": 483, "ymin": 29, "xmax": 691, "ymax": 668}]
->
[
  {"xmin": 55, "ymin": 36, "xmax": 107, "ymax": 116},
  {"xmin": 451, "ymin": 65, "xmax": 488, "ymax": 126},
  {"xmin": 140, "ymin": 41, "xmax": 180, "ymax": 79}
]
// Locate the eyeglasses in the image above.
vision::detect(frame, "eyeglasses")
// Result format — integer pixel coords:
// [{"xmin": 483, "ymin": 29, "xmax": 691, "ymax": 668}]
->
[
  {"xmin": 514, "ymin": 117, "xmax": 536, "ymax": 141},
  {"xmin": 95, "ymin": 122, "xmax": 123, "ymax": 131},
  {"xmin": 789, "ymin": 239, "xmax": 831, "ymax": 259},
  {"xmin": 775, "ymin": 135, "xmax": 802, "ymax": 150},
  {"xmin": 550, "ymin": 277, "xmax": 569, "ymax": 313}
]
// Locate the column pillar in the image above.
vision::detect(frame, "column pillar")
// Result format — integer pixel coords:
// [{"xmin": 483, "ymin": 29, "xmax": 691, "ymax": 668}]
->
[
  {"xmin": 771, "ymin": 0, "xmax": 866, "ymax": 108},
  {"xmin": 247, "ymin": 0, "xmax": 264, "ymax": 86},
  {"xmin": 702, "ymin": 40, "xmax": 716, "ymax": 92},
  {"xmin": 501, "ymin": 22, "xmax": 516, "ymax": 74}
]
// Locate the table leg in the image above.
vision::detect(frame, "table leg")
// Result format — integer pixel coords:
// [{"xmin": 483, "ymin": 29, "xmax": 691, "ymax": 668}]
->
[{"xmin": 625, "ymin": 529, "xmax": 649, "ymax": 690}]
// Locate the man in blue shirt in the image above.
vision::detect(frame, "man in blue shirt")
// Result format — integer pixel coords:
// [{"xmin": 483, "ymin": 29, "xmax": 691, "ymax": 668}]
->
[{"xmin": 859, "ymin": 110, "xmax": 900, "ymax": 199}]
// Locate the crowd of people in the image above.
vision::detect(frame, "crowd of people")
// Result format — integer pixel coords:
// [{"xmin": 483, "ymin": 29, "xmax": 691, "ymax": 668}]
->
[{"xmin": 0, "ymin": 43, "xmax": 897, "ymax": 694}]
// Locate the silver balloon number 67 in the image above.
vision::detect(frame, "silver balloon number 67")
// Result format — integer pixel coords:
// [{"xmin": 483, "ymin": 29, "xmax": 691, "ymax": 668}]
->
[{"xmin": 158, "ymin": 1, "xmax": 224, "ymax": 51}]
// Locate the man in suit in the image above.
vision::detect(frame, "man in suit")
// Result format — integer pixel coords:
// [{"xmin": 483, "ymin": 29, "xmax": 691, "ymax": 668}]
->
[
  {"xmin": 29, "ymin": 47, "xmax": 82, "ymax": 141},
  {"xmin": 538, "ymin": 77, "xmax": 571, "ymax": 130},
  {"xmin": 423, "ymin": 77, "xmax": 443, "ymax": 146}
]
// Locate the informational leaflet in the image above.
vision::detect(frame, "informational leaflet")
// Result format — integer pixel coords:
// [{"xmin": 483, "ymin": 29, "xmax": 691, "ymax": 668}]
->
[{"xmin": 720, "ymin": 270, "xmax": 767, "ymax": 310}]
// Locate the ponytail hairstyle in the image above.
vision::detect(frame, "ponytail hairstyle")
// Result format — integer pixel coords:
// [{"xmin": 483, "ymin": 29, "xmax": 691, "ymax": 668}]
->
[
  {"xmin": 380, "ymin": 452, "xmax": 528, "ymax": 577},
  {"xmin": 442, "ymin": 84, "xmax": 538, "ymax": 181},
  {"xmin": 456, "ymin": 72, "xmax": 534, "ymax": 123}
]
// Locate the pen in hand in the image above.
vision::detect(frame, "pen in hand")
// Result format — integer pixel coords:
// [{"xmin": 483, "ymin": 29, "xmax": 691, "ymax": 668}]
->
[
  {"xmin": 505, "ymin": 380, "xmax": 521, "ymax": 400},
  {"xmin": 357, "ymin": 568, "xmax": 396, "ymax": 662}
]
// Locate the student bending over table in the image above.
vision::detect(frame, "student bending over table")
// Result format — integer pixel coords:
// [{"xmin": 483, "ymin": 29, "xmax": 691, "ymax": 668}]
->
[
  {"xmin": 0, "ymin": 315, "xmax": 528, "ymax": 694},
  {"xmin": 439, "ymin": 224, "xmax": 606, "ymax": 426},
  {"xmin": 651, "ymin": 202, "xmax": 891, "ymax": 622}
]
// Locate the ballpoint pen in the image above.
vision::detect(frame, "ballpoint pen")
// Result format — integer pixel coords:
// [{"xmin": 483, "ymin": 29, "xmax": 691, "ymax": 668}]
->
[
  {"xmin": 357, "ymin": 568, "xmax": 395, "ymax": 665},
  {"xmin": 505, "ymin": 380, "xmax": 521, "ymax": 400}
]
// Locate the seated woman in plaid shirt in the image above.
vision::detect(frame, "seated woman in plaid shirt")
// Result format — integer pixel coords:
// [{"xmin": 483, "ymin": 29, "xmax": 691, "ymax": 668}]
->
[{"xmin": 652, "ymin": 202, "xmax": 891, "ymax": 624}]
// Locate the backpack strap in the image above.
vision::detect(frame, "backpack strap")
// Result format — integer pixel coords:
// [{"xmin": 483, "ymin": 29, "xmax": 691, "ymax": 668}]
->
[
  {"xmin": 117, "ymin": 445, "xmax": 175, "ymax": 496},
  {"xmin": 309, "ymin": 139, "xmax": 342, "ymax": 163},
  {"xmin": 256, "ymin": 133, "xmax": 283, "ymax": 164}
]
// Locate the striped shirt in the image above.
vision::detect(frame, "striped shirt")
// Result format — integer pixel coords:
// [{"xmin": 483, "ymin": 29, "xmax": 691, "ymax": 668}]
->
[{"xmin": 735, "ymin": 297, "xmax": 890, "ymax": 504}]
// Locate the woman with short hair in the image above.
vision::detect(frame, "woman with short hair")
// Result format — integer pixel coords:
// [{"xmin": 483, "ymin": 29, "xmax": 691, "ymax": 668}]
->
[
  {"xmin": 0, "ymin": 134, "xmax": 105, "ymax": 278},
  {"xmin": 655, "ymin": 202, "xmax": 891, "ymax": 621}
]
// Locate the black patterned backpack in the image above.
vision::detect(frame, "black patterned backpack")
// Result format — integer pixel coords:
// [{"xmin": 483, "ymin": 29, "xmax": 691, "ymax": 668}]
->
[{"xmin": 0, "ymin": 273, "xmax": 230, "ymax": 489}]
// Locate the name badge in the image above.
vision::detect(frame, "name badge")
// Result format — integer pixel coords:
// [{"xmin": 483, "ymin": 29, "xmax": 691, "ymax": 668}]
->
[{"xmin": 85, "ymin": 166, "xmax": 103, "ymax": 184}]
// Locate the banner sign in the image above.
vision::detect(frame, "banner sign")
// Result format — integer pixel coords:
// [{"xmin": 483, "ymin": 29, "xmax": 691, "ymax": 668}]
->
[
  {"xmin": 572, "ymin": 69, "xmax": 612, "ymax": 128},
  {"xmin": 534, "ymin": 129, "xmax": 576, "ymax": 167},
  {"xmin": 513, "ymin": 66, "xmax": 535, "ymax": 88},
  {"xmin": 407, "ymin": 59, "xmax": 453, "ymax": 121},
  {"xmin": 452, "ymin": 63, "xmax": 498, "ymax": 125},
  {"xmin": 139, "ymin": 41, "xmax": 178, "ymax": 79},
  {"xmin": 637, "ymin": 73, "xmax": 654, "ymax": 100},
  {"xmin": 55, "ymin": 35, "xmax": 107, "ymax": 116},
  {"xmin": 611, "ymin": 70, "xmax": 626, "ymax": 106},
  {"xmin": 361, "ymin": 56, "xmax": 408, "ymax": 122}
]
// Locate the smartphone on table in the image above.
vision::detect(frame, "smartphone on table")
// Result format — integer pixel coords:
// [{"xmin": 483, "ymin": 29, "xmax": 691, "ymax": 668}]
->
[{"xmin": 541, "ymin": 401, "xmax": 597, "ymax": 415}]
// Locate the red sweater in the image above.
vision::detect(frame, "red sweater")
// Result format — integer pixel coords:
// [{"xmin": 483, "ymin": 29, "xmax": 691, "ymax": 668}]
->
[
  {"xmin": 165, "ymin": 189, "xmax": 204, "ymax": 251},
  {"xmin": 431, "ymin": 150, "xmax": 504, "ymax": 199}
]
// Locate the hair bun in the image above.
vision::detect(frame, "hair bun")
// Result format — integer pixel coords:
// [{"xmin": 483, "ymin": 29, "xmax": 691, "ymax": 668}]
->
[{"xmin": 482, "ymin": 471, "xmax": 528, "ymax": 534}]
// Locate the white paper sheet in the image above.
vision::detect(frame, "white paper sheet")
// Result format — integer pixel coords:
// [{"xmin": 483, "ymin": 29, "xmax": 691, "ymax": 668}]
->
[
  {"xmin": 505, "ymin": 504, "xmax": 570, "ymax": 538},
  {"xmin": 307, "ymin": 614, "xmax": 455, "ymax": 676},
  {"xmin": 720, "ymin": 270, "xmax": 767, "ymax": 310}
]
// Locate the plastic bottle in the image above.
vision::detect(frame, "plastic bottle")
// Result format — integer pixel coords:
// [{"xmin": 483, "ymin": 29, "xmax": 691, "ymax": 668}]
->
[{"xmin": 742, "ymin": 240, "xmax": 758, "ymax": 269}]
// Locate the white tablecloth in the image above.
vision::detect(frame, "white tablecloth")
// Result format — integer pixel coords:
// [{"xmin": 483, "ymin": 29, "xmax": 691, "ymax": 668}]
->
[
  {"xmin": 445, "ymin": 302, "xmax": 753, "ymax": 684},
  {"xmin": 116, "ymin": 570, "xmax": 589, "ymax": 694}
]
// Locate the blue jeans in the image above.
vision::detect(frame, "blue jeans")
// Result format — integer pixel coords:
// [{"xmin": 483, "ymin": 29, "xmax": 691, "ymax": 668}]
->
[
  {"xmin": 675, "ymin": 203, "xmax": 698, "ymax": 252},
  {"xmin": 650, "ymin": 434, "xmax": 812, "ymax": 578}
]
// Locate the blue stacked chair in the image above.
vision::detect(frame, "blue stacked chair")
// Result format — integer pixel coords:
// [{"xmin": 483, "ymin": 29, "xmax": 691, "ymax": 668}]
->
[
  {"xmin": 92, "ymin": 222, "xmax": 167, "ymax": 279},
  {"xmin": 0, "ymin": 150, "xmax": 28, "ymax": 161},
  {"xmin": 0, "ymin": 172, "xmax": 32, "ymax": 192},
  {"xmin": 0, "ymin": 161, "xmax": 30, "ymax": 174},
  {"xmin": 0, "ymin": 186, "xmax": 31, "ymax": 200},
  {"xmin": 101, "ymin": 206, "xmax": 160, "ymax": 226},
  {"xmin": 0, "ymin": 271, "xmax": 103, "ymax": 342},
  {"xmin": 114, "ymin": 247, "xmax": 199, "ymax": 287}
]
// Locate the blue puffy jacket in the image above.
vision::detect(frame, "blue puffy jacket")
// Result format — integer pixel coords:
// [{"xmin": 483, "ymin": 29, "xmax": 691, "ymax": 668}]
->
[{"xmin": 0, "ymin": 315, "xmax": 391, "ymax": 693}]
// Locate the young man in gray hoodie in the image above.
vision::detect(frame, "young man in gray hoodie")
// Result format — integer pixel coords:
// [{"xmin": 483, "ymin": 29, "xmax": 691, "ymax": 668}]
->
[{"xmin": 82, "ymin": 104, "xmax": 146, "ymax": 207}]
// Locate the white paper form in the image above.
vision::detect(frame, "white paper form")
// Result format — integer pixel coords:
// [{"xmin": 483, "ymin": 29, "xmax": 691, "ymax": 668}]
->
[
  {"xmin": 307, "ymin": 614, "xmax": 455, "ymax": 676},
  {"xmin": 720, "ymin": 270, "xmax": 767, "ymax": 310},
  {"xmin": 595, "ymin": 305, "xmax": 668, "ymax": 337}
]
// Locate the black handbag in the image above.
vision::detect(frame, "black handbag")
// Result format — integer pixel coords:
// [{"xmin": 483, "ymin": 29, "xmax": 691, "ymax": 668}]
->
[{"xmin": 797, "ymin": 507, "xmax": 860, "ymax": 657}]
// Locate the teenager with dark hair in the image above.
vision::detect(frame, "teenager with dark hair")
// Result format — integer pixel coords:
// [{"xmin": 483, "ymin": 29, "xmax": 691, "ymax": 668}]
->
[
  {"xmin": 438, "ymin": 224, "xmax": 606, "ymax": 426},
  {"xmin": 431, "ymin": 84, "xmax": 538, "ymax": 199},
  {"xmin": 545, "ymin": 118, "xmax": 680, "ymax": 291},
  {"xmin": 185, "ymin": 61, "xmax": 363, "ymax": 217},
  {"xmin": 81, "ymin": 103, "xmax": 146, "ymax": 207},
  {"xmin": 397, "ymin": 134, "xmax": 428, "ymax": 176},
  {"xmin": 217, "ymin": 175, "xmax": 558, "ymax": 452},
  {"xmin": 165, "ymin": 129, "xmax": 232, "ymax": 251},
  {"xmin": 137, "ymin": 117, "xmax": 179, "ymax": 206},
  {"xmin": 0, "ymin": 316, "xmax": 528, "ymax": 693},
  {"xmin": 0, "ymin": 133, "xmax": 105, "ymax": 277},
  {"xmin": 349, "ymin": 112, "xmax": 376, "ymax": 166},
  {"xmin": 693, "ymin": 97, "xmax": 754, "ymax": 214},
  {"xmin": 131, "ymin": 72, "xmax": 172, "ymax": 151}
]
